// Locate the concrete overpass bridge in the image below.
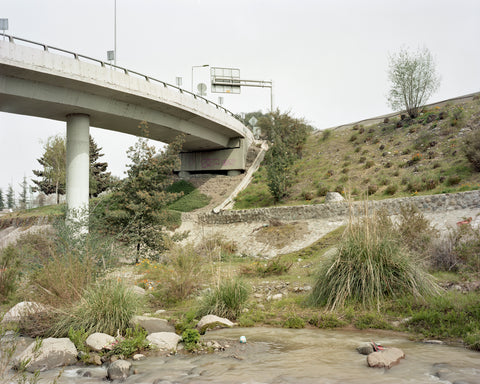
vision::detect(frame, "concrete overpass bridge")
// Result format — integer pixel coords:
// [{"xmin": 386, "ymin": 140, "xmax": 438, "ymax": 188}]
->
[{"xmin": 0, "ymin": 35, "xmax": 254, "ymax": 219}]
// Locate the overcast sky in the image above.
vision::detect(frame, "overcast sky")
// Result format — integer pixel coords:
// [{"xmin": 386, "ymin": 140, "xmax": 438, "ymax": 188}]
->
[{"xmin": 1, "ymin": 0, "xmax": 480, "ymax": 198}]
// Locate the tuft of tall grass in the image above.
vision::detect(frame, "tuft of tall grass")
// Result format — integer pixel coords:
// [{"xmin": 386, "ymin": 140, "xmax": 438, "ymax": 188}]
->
[
  {"xmin": 197, "ymin": 279, "xmax": 249, "ymax": 320},
  {"xmin": 309, "ymin": 214, "xmax": 440, "ymax": 311},
  {"xmin": 50, "ymin": 279, "xmax": 142, "ymax": 337}
]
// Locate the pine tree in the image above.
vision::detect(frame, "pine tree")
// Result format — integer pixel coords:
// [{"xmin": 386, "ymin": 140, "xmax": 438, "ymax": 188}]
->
[
  {"xmin": 89, "ymin": 136, "xmax": 111, "ymax": 198},
  {"xmin": 6, "ymin": 184, "xmax": 15, "ymax": 209},
  {"xmin": 32, "ymin": 135, "xmax": 112, "ymax": 203},
  {"xmin": 104, "ymin": 122, "xmax": 184, "ymax": 261},
  {"xmin": 18, "ymin": 176, "xmax": 29, "ymax": 210},
  {"xmin": 0, "ymin": 188, "xmax": 4, "ymax": 210}
]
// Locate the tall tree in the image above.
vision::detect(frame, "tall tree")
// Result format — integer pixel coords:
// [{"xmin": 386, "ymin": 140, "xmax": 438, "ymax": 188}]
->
[
  {"xmin": 387, "ymin": 47, "xmax": 440, "ymax": 118},
  {"xmin": 6, "ymin": 184, "xmax": 15, "ymax": 209},
  {"xmin": 18, "ymin": 176, "xmax": 29, "ymax": 210},
  {"xmin": 89, "ymin": 136, "xmax": 112, "ymax": 198},
  {"xmin": 104, "ymin": 123, "xmax": 184, "ymax": 261},
  {"xmin": 0, "ymin": 188, "xmax": 4, "ymax": 210},
  {"xmin": 32, "ymin": 135, "xmax": 112, "ymax": 203},
  {"xmin": 260, "ymin": 110, "xmax": 312, "ymax": 202},
  {"xmin": 32, "ymin": 135, "xmax": 66, "ymax": 204}
]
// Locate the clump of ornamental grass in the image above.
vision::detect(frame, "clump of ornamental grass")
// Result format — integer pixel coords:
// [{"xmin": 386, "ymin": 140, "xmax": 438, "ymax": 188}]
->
[
  {"xmin": 50, "ymin": 279, "xmax": 142, "ymax": 337},
  {"xmin": 197, "ymin": 279, "xmax": 249, "ymax": 320},
  {"xmin": 309, "ymin": 212, "xmax": 440, "ymax": 311}
]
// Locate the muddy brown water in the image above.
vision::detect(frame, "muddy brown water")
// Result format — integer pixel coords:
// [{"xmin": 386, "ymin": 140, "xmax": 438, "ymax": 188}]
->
[{"xmin": 10, "ymin": 328, "xmax": 480, "ymax": 384}]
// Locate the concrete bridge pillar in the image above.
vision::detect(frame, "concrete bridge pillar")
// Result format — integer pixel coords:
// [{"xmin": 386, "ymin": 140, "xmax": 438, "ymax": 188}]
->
[{"xmin": 66, "ymin": 113, "xmax": 90, "ymax": 230}]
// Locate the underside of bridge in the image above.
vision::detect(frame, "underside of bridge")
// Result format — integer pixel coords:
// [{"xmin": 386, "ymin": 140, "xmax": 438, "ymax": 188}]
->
[{"xmin": 0, "ymin": 37, "xmax": 255, "ymax": 224}]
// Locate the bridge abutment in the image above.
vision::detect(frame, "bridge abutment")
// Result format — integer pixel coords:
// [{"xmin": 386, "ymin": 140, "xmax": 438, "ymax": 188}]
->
[{"xmin": 66, "ymin": 113, "xmax": 90, "ymax": 230}]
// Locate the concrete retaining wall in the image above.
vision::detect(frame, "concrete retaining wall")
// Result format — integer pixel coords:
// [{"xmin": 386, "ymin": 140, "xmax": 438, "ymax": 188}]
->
[{"xmin": 197, "ymin": 190, "xmax": 480, "ymax": 224}]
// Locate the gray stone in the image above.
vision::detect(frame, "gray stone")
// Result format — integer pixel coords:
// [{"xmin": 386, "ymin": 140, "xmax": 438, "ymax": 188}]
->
[
  {"xmin": 14, "ymin": 337, "xmax": 77, "ymax": 372},
  {"xmin": 131, "ymin": 315, "xmax": 175, "ymax": 334},
  {"xmin": 133, "ymin": 353, "xmax": 146, "ymax": 361},
  {"xmin": 357, "ymin": 342, "xmax": 374, "ymax": 355},
  {"xmin": 2, "ymin": 301, "xmax": 47, "ymax": 323},
  {"xmin": 367, "ymin": 347, "xmax": 405, "ymax": 368},
  {"xmin": 107, "ymin": 359, "xmax": 132, "ymax": 381},
  {"xmin": 130, "ymin": 285, "xmax": 146, "ymax": 295},
  {"xmin": 85, "ymin": 333, "xmax": 115, "ymax": 352},
  {"xmin": 147, "ymin": 332, "xmax": 181, "ymax": 351},
  {"xmin": 196, "ymin": 315, "xmax": 234, "ymax": 333},
  {"xmin": 324, "ymin": 192, "xmax": 345, "ymax": 203}
]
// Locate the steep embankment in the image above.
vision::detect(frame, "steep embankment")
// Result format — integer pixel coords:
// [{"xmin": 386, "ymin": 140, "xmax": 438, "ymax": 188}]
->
[{"xmin": 234, "ymin": 93, "xmax": 480, "ymax": 209}]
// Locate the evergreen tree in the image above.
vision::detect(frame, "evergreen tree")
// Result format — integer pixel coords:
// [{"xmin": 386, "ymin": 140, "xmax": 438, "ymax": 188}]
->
[
  {"xmin": 18, "ymin": 176, "xmax": 29, "ymax": 210},
  {"xmin": 0, "ymin": 188, "xmax": 4, "ymax": 210},
  {"xmin": 89, "ymin": 136, "xmax": 112, "ymax": 198},
  {"xmin": 104, "ymin": 123, "xmax": 184, "ymax": 261},
  {"xmin": 32, "ymin": 135, "xmax": 112, "ymax": 203},
  {"xmin": 6, "ymin": 184, "xmax": 15, "ymax": 209}
]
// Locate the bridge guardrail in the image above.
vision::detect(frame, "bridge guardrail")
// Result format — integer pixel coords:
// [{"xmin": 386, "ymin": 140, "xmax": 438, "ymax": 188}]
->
[{"xmin": 2, "ymin": 34, "xmax": 243, "ymax": 123}]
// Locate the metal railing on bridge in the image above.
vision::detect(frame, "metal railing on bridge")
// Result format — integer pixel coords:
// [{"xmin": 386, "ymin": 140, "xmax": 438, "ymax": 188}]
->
[{"xmin": 2, "ymin": 34, "xmax": 242, "ymax": 122}]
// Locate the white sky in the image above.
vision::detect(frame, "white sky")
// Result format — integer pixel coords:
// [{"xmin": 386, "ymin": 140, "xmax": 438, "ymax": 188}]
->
[{"xmin": 1, "ymin": 0, "xmax": 480, "ymax": 197}]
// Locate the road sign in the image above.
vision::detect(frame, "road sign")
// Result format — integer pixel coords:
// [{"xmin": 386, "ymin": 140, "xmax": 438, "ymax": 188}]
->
[{"xmin": 211, "ymin": 67, "xmax": 241, "ymax": 94}]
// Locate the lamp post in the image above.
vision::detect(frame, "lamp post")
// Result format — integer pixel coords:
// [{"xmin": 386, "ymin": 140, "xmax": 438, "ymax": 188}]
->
[{"xmin": 191, "ymin": 64, "xmax": 209, "ymax": 93}]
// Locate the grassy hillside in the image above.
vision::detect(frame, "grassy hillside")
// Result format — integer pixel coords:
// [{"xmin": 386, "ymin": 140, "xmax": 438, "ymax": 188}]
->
[{"xmin": 235, "ymin": 96, "xmax": 480, "ymax": 209}]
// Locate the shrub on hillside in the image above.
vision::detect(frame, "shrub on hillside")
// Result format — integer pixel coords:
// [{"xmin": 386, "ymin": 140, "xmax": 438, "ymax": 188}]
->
[
  {"xmin": 464, "ymin": 129, "xmax": 480, "ymax": 171},
  {"xmin": 309, "ymin": 214, "xmax": 439, "ymax": 310}
]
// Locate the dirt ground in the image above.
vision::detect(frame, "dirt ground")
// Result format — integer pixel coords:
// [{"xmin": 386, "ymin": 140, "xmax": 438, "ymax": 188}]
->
[{"xmin": 175, "ymin": 207, "xmax": 480, "ymax": 259}]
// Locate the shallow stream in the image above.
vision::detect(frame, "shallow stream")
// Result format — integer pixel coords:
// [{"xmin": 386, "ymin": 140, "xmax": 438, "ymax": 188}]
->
[{"xmin": 19, "ymin": 328, "xmax": 480, "ymax": 384}]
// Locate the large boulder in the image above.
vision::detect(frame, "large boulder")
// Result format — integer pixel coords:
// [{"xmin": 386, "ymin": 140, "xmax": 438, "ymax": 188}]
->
[
  {"xmin": 147, "ymin": 332, "xmax": 181, "ymax": 352},
  {"xmin": 367, "ymin": 347, "xmax": 405, "ymax": 368},
  {"xmin": 2, "ymin": 301, "xmax": 47, "ymax": 323},
  {"xmin": 85, "ymin": 333, "xmax": 116, "ymax": 352},
  {"xmin": 107, "ymin": 359, "xmax": 132, "ymax": 380},
  {"xmin": 196, "ymin": 315, "xmax": 234, "ymax": 333},
  {"xmin": 324, "ymin": 192, "xmax": 345, "ymax": 203},
  {"xmin": 131, "ymin": 316, "xmax": 175, "ymax": 334},
  {"xmin": 13, "ymin": 337, "xmax": 77, "ymax": 372}
]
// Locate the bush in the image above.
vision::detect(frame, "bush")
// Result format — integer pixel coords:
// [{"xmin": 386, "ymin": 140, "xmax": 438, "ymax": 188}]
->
[
  {"xmin": 284, "ymin": 315, "xmax": 305, "ymax": 329},
  {"xmin": 197, "ymin": 279, "xmax": 249, "ymax": 320},
  {"xmin": 384, "ymin": 184, "xmax": 398, "ymax": 195},
  {"xmin": 464, "ymin": 129, "xmax": 480, "ymax": 171},
  {"xmin": 0, "ymin": 246, "xmax": 21, "ymax": 302},
  {"xmin": 182, "ymin": 328, "xmax": 201, "ymax": 351},
  {"xmin": 396, "ymin": 205, "xmax": 437, "ymax": 256},
  {"xmin": 24, "ymin": 219, "xmax": 120, "ymax": 307},
  {"xmin": 51, "ymin": 279, "xmax": 142, "ymax": 337},
  {"xmin": 154, "ymin": 244, "xmax": 205, "ymax": 303},
  {"xmin": 446, "ymin": 174, "xmax": 461, "ymax": 186},
  {"xmin": 109, "ymin": 326, "xmax": 149, "ymax": 357},
  {"xmin": 308, "ymin": 214, "xmax": 439, "ymax": 310}
]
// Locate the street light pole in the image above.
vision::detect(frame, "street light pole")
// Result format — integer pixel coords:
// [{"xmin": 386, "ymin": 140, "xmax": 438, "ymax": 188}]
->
[
  {"xmin": 114, "ymin": 0, "xmax": 117, "ymax": 66},
  {"xmin": 191, "ymin": 64, "xmax": 209, "ymax": 93}
]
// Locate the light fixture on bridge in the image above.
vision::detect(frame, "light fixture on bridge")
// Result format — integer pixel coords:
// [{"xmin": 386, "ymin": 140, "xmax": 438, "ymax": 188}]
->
[
  {"xmin": 176, "ymin": 77, "xmax": 183, "ymax": 88},
  {"xmin": 191, "ymin": 64, "xmax": 209, "ymax": 93},
  {"xmin": 107, "ymin": 50, "xmax": 115, "ymax": 65},
  {"xmin": 0, "ymin": 19, "xmax": 8, "ymax": 40}
]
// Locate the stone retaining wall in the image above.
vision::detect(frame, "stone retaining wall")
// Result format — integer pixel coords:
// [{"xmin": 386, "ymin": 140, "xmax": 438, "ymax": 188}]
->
[{"xmin": 197, "ymin": 190, "xmax": 480, "ymax": 224}]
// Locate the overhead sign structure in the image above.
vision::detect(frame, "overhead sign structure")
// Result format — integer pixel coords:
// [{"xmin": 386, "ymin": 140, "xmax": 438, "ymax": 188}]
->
[
  {"xmin": 211, "ymin": 67, "xmax": 241, "ymax": 94},
  {"xmin": 211, "ymin": 67, "xmax": 274, "ymax": 110}
]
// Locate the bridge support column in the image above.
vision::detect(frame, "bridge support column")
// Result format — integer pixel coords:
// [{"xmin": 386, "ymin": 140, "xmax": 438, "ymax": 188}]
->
[{"xmin": 66, "ymin": 113, "xmax": 90, "ymax": 232}]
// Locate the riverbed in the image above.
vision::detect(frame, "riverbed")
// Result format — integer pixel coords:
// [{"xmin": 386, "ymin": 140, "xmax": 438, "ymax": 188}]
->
[{"xmin": 28, "ymin": 328, "xmax": 480, "ymax": 384}]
